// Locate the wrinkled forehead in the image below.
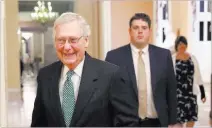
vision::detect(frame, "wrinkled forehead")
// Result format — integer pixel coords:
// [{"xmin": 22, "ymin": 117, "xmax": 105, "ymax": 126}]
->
[{"xmin": 55, "ymin": 21, "xmax": 82, "ymax": 37}]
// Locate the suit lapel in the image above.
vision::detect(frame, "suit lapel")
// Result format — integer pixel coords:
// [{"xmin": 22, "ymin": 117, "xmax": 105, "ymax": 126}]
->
[
  {"xmin": 125, "ymin": 44, "xmax": 138, "ymax": 97},
  {"xmin": 149, "ymin": 45, "xmax": 158, "ymax": 92},
  {"xmin": 46, "ymin": 61, "xmax": 66, "ymax": 127},
  {"xmin": 70, "ymin": 54, "xmax": 98, "ymax": 126},
  {"xmin": 124, "ymin": 44, "xmax": 158, "ymax": 96}
]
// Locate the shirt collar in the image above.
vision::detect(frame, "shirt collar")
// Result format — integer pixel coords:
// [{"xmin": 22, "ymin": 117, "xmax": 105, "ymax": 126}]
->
[
  {"xmin": 130, "ymin": 43, "xmax": 149, "ymax": 54},
  {"xmin": 62, "ymin": 56, "xmax": 85, "ymax": 78}
]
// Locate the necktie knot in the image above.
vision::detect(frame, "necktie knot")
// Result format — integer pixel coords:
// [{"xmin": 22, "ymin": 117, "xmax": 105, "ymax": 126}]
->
[
  {"xmin": 138, "ymin": 50, "xmax": 143, "ymax": 56},
  {"xmin": 67, "ymin": 70, "xmax": 74, "ymax": 79}
]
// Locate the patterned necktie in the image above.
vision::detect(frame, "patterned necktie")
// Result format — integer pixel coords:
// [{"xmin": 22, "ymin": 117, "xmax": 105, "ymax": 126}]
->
[
  {"xmin": 62, "ymin": 70, "xmax": 75, "ymax": 126},
  {"xmin": 137, "ymin": 51, "xmax": 147, "ymax": 119}
]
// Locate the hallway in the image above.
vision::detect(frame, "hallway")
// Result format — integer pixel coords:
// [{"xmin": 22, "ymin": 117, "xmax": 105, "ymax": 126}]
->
[
  {"xmin": 7, "ymin": 70, "xmax": 212, "ymax": 127},
  {"xmin": 8, "ymin": 70, "xmax": 37, "ymax": 127}
]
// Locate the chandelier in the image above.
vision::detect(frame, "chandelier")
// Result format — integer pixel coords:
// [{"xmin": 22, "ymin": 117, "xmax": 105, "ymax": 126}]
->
[{"xmin": 31, "ymin": 1, "xmax": 58, "ymax": 24}]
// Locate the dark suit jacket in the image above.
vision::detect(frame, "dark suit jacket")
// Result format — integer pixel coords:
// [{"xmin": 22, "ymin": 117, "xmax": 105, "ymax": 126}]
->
[
  {"xmin": 31, "ymin": 53, "xmax": 139, "ymax": 127},
  {"xmin": 20, "ymin": 59, "xmax": 24, "ymax": 76},
  {"xmin": 105, "ymin": 44, "xmax": 177, "ymax": 126}
]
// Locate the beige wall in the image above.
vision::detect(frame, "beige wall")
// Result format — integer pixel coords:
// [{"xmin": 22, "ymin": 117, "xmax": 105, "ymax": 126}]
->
[
  {"xmin": 111, "ymin": 1, "xmax": 153, "ymax": 49},
  {"xmin": 74, "ymin": 0, "xmax": 100, "ymax": 59},
  {"xmin": 5, "ymin": 0, "xmax": 20, "ymax": 89},
  {"xmin": 171, "ymin": 1, "xmax": 188, "ymax": 38},
  {"xmin": 74, "ymin": 1, "xmax": 154, "ymax": 58}
]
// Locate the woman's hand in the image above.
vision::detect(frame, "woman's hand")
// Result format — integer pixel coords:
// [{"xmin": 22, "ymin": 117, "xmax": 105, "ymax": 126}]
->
[
  {"xmin": 199, "ymin": 85, "xmax": 206, "ymax": 103},
  {"xmin": 201, "ymin": 97, "xmax": 206, "ymax": 103}
]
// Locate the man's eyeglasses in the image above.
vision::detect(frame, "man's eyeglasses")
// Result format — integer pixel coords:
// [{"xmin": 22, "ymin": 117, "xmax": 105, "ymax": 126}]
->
[{"xmin": 56, "ymin": 36, "xmax": 83, "ymax": 45}]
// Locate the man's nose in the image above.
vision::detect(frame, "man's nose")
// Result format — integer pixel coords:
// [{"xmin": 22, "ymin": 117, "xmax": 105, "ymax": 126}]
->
[
  {"xmin": 64, "ymin": 41, "xmax": 72, "ymax": 50},
  {"xmin": 138, "ymin": 28, "xmax": 143, "ymax": 33}
]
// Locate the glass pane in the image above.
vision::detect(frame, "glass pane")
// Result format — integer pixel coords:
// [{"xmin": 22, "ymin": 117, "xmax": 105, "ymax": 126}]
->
[
  {"xmin": 208, "ymin": 1, "xmax": 212, "ymax": 12},
  {"xmin": 162, "ymin": 2, "xmax": 168, "ymax": 20},
  {"xmin": 200, "ymin": 0, "xmax": 204, "ymax": 12},
  {"xmin": 200, "ymin": 22, "xmax": 204, "ymax": 41},
  {"xmin": 163, "ymin": 28, "xmax": 165, "ymax": 42},
  {"xmin": 208, "ymin": 21, "xmax": 211, "ymax": 41}
]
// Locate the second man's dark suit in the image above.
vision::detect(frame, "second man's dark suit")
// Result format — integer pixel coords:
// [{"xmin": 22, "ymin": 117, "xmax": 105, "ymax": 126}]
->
[
  {"xmin": 31, "ymin": 53, "xmax": 139, "ymax": 127},
  {"xmin": 105, "ymin": 44, "xmax": 177, "ymax": 127}
]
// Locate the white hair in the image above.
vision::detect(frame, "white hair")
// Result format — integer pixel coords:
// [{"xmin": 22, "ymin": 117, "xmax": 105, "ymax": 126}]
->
[{"xmin": 53, "ymin": 12, "xmax": 91, "ymax": 40}]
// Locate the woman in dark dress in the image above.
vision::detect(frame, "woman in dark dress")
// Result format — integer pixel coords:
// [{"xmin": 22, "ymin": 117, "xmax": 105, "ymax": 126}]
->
[{"xmin": 172, "ymin": 36, "xmax": 206, "ymax": 128}]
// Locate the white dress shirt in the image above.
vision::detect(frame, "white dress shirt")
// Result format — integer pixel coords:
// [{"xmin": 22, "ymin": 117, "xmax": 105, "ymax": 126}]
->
[
  {"xmin": 59, "ymin": 57, "xmax": 85, "ymax": 103},
  {"xmin": 130, "ymin": 43, "xmax": 158, "ymax": 118}
]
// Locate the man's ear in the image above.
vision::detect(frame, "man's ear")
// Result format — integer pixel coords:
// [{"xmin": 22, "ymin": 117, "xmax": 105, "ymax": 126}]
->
[
  {"xmin": 128, "ymin": 27, "xmax": 131, "ymax": 34},
  {"xmin": 150, "ymin": 28, "xmax": 152, "ymax": 33},
  {"xmin": 84, "ymin": 36, "xmax": 89, "ymax": 48}
]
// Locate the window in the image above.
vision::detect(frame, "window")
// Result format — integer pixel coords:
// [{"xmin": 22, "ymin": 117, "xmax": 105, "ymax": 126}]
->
[
  {"xmin": 156, "ymin": 0, "xmax": 170, "ymax": 46},
  {"xmin": 196, "ymin": 1, "xmax": 211, "ymax": 41},
  {"xmin": 200, "ymin": 0, "xmax": 204, "ymax": 12},
  {"xmin": 163, "ymin": 3, "xmax": 168, "ymax": 20},
  {"xmin": 208, "ymin": 1, "xmax": 212, "ymax": 12},
  {"xmin": 208, "ymin": 21, "xmax": 211, "ymax": 41},
  {"xmin": 200, "ymin": 22, "xmax": 204, "ymax": 41},
  {"xmin": 162, "ymin": 28, "xmax": 165, "ymax": 42}
]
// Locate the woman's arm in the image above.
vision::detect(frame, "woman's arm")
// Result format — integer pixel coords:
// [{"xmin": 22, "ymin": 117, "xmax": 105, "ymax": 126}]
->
[{"xmin": 191, "ymin": 55, "xmax": 206, "ymax": 101}]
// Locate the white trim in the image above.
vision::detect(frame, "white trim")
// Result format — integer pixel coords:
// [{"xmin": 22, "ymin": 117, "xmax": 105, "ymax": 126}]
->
[
  {"xmin": 8, "ymin": 88, "xmax": 21, "ymax": 93},
  {"xmin": 41, "ymin": 32, "xmax": 45, "ymax": 64},
  {"xmin": 100, "ymin": 1, "xmax": 111, "ymax": 59},
  {"xmin": 187, "ymin": 0, "xmax": 193, "ymax": 52},
  {"xmin": 153, "ymin": 1, "xmax": 157, "ymax": 44},
  {"xmin": 211, "ymin": 1, "xmax": 212, "ymax": 75},
  {"xmin": 0, "ymin": 0, "xmax": 7, "ymax": 127},
  {"xmin": 168, "ymin": 0, "xmax": 172, "ymax": 24}
]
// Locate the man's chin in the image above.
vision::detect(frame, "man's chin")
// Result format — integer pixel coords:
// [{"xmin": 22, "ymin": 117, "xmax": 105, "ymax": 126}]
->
[
  {"xmin": 136, "ymin": 40, "xmax": 146, "ymax": 44},
  {"xmin": 63, "ymin": 59, "xmax": 76, "ymax": 65},
  {"xmin": 134, "ymin": 41, "xmax": 147, "ymax": 45}
]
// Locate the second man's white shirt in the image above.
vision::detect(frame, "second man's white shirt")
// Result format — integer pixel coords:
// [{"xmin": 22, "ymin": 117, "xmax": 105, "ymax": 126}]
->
[{"xmin": 130, "ymin": 44, "xmax": 158, "ymax": 118}]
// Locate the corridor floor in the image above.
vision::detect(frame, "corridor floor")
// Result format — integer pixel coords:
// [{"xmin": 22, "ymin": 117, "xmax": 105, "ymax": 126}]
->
[{"xmin": 7, "ymin": 70, "xmax": 212, "ymax": 127}]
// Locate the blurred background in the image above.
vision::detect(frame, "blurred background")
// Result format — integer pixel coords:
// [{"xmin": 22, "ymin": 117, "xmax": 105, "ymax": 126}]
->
[{"xmin": 0, "ymin": 0, "xmax": 211, "ymax": 127}]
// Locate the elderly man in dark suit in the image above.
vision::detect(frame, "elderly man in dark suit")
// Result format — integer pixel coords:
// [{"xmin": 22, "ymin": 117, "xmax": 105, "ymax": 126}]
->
[
  {"xmin": 105, "ymin": 13, "xmax": 177, "ymax": 127},
  {"xmin": 31, "ymin": 12, "xmax": 139, "ymax": 127}
]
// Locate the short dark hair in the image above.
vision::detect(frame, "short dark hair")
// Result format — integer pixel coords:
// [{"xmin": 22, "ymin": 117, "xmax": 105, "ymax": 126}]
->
[
  {"xmin": 129, "ymin": 13, "xmax": 151, "ymax": 28},
  {"xmin": 175, "ymin": 36, "xmax": 188, "ymax": 51}
]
